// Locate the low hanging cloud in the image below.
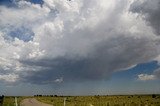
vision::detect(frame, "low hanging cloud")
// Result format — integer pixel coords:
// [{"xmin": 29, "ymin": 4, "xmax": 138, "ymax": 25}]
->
[
  {"xmin": 0, "ymin": 0, "xmax": 160, "ymax": 84},
  {"xmin": 137, "ymin": 74, "xmax": 157, "ymax": 81},
  {"xmin": 54, "ymin": 77, "xmax": 63, "ymax": 83},
  {"xmin": 137, "ymin": 66, "xmax": 160, "ymax": 81}
]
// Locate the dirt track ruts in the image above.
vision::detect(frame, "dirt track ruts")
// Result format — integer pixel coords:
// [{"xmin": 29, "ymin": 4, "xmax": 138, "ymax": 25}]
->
[{"xmin": 20, "ymin": 98, "xmax": 52, "ymax": 106}]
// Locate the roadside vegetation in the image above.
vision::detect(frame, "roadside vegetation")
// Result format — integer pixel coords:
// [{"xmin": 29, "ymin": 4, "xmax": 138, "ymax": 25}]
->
[
  {"xmin": 36, "ymin": 94, "xmax": 160, "ymax": 106},
  {"xmin": 2, "ymin": 95, "xmax": 160, "ymax": 106},
  {"xmin": 3, "ymin": 96, "xmax": 30, "ymax": 106}
]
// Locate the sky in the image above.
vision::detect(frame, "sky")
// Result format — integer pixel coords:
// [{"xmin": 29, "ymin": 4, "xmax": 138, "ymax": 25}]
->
[{"xmin": 0, "ymin": 0, "xmax": 160, "ymax": 96}]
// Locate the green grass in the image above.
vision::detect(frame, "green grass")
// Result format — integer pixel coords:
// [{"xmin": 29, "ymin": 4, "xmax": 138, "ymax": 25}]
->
[
  {"xmin": 3, "ymin": 96, "xmax": 15, "ymax": 106},
  {"xmin": 36, "ymin": 95, "xmax": 160, "ymax": 106},
  {"xmin": 3, "ymin": 96, "xmax": 30, "ymax": 106},
  {"xmin": 3, "ymin": 95, "xmax": 160, "ymax": 106}
]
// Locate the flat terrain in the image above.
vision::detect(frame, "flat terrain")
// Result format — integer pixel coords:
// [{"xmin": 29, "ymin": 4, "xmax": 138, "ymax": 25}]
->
[
  {"xmin": 20, "ymin": 98, "xmax": 52, "ymax": 106},
  {"xmin": 3, "ymin": 95, "xmax": 160, "ymax": 106},
  {"xmin": 3, "ymin": 96, "xmax": 25, "ymax": 106},
  {"xmin": 36, "ymin": 95, "xmax": 160, "ymax": 106}
]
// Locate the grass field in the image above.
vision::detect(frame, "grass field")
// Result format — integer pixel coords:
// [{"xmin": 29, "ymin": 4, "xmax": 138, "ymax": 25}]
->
[
  {"xmin": 36, "ymin": 95, "xmax": 160, "ymax": 106},
  {"xmin": 2, "ymin": 95, "xmax": 160, "ymax": 106},
  {"xmin": 3, "ymin": 96, "xmax": 30, "ymax": 106}
]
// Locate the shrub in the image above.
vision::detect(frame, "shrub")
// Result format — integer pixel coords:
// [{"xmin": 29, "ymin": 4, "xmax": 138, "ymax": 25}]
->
[{"xmin": 152, "ymin": 94, "xmax": 156, "ymax": 98}]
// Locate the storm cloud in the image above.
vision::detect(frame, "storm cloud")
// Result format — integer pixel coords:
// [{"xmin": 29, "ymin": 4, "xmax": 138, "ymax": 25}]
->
[
  {"xmin": 0, "ymin": 0, "xmax": 160, "ymax": 84},
  {"xmin": 20, "ymin": 35, "xmax": 159, "ymax": 84},
  {"xmin": 130, "ymin": 0, "xmax": 160, "ymax": 35}
]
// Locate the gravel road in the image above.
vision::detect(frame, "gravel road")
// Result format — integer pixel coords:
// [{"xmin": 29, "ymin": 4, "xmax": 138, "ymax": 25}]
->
[{"xmin": 20, "ymin": 98, "xmax": 52, "ymax": 106}]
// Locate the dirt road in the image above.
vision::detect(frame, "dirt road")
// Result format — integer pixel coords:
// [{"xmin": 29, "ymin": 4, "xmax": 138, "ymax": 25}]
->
[{"xmin": 20, "ymin": 98, "xmax": 52, "ymax": 106}]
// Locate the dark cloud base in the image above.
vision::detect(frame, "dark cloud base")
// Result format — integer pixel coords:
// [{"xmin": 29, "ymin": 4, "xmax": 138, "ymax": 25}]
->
[{"xmin": 20, "ymin": 35, "xmax": 159, "ymax": 84}]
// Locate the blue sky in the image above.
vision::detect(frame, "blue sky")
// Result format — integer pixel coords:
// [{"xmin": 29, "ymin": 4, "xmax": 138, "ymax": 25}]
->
[
  {"xmin": 0, "ymin": 0, "xmax": 43, "ymax": 5},
  {"xmin": 0, "ymin": 0, "xmax": 160, "ymax": 96}
]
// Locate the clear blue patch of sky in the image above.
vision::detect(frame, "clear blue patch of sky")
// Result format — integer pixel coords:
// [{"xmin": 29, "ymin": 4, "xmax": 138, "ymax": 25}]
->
[
  {"xmin": 111, "ymin": 61, "xmax": 159, "ymax": 81},
  {"xmin": 103, "ymin": 61, "xmax": 160, "ymax": 94},
  {"xmin": 0, "ymin": 0, "xmax": 43, "ymax": 6},
  {"xmin": 0, "ymin": 0, "xmax": 15, "ymax": 7},
  {"xmin": 30, "ymin": 0, "xmax": 44, "ymax": 4},
  {"xmin": 9, "ymin": 26, "xmax": 34, "ymax": 42}
]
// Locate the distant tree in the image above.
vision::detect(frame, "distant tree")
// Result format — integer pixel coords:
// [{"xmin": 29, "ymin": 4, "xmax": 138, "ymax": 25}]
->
[
  {"xmin": 152, "ymin": 94, "xmax": 156, "ymax": 98},
  {"xmin": 0, "ymin": 95, "xmax": 4, "ymax": 105},
  {"xmin": 54, "ymin": 95, "xmax": 58, "ymax": 97},
  {"xmin": 1, "ymin": 95, "xmax": 4, "ymax": 98}
]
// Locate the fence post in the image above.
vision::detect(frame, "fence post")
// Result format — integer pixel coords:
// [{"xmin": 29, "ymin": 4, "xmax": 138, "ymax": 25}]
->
[
  {"xmin": 15, "ymin": 97, "xmax": 18, "ymax": 106},
  {"xmin": 64, "ymin": 98, "xmax": 66, "ymax": 106}
]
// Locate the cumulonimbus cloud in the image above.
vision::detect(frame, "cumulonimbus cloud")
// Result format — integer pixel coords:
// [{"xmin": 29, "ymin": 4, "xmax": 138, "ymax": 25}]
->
[
  {"xmin": 0, "ymin": 0, "xmax": 160, "ymax": 84},
  {"xmin": 130, "ymin": 0, "xmax": 160, "ymax": 35}
]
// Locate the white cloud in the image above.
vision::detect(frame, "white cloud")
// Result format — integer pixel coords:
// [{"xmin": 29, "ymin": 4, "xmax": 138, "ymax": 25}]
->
[
  {"xmin": 130, "ymin": 0, "xmax": 160, "ymax": 35},
  {"xmin": 54, "ymin": 77, "xmax": 63, "ymax": 83},
  {"xmin": 0, "ymin": 74, "xmax": 19, "ymax": 82},
  {"xmin": 137, "ymin": 74, "xmax": 157, "ymax": 81},
  {"xmin": 137, "ymin": 67, "xmax": 160, "ymax": 81},
  {"xmin": 0, "ymin": 0, "xmax": 160, "ymax": 84}
]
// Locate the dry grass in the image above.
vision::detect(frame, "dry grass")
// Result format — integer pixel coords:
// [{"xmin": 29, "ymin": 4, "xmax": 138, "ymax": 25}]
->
[
  {"xmin": 36, "ymin": 95, "xmax": 160, "ymax": 106},
  {"xmin": 3, "ymin": 96, "xmax": 31, "ymax": 106},
  {"xmin": 3, "ymin": 95, "xmax": 160, "ymax": 106}
]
